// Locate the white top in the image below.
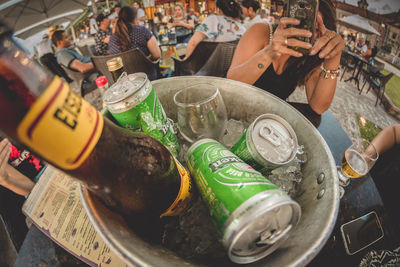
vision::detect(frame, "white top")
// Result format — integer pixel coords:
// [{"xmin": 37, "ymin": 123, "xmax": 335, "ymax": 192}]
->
[
  {"xmin": 137, "ymin": 8, "xmax": 146, "ymax": 26},
  {"xmin": 36, "ymin": 38, "xmax": 53, "ymax": 57},
  {"xmin": 108, "ymin": 12, "xmax": 118, "ymax": 20},
  {"xmin": 356, "ymin": 43, "xmax": 368, "ymax": 53},
  {"xmin": 89, "ymin": 18, "xmax": 98, "ymax": 35},
  {"xmin": 196, "ymin": 14, "xmax": 246, "ymax": 42},
  {"xmin": 244, "ymin": 15, "xmax": 268, "ymax": 29}
]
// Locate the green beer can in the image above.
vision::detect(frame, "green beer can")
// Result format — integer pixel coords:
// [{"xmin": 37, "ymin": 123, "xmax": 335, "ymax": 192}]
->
[
  {"xmin": 231, "ymin": 114, "xmax": 298, "ymax": 174},
  {"xmin": 186, "ymin": 139, "xmax": 301, "ymax": 264},
  {"xmin": 103, "ymin": 73, "xmax": 180, "ymax": 157}
]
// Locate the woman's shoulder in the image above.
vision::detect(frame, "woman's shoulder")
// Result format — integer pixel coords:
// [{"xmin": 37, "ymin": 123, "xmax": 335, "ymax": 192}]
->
[{"xmin": 247, "ymin": 22, "xmax": 271, "ymax": 34}]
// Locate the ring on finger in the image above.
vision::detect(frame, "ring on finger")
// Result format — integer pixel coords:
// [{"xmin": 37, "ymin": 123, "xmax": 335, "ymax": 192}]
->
[
  {"xmin": 284, "ymin": 38, "xmax": 288, "ymax": 46},
  {"xmin": 325, "ymin": 31, "xmax": 334, "ymax": 40}
]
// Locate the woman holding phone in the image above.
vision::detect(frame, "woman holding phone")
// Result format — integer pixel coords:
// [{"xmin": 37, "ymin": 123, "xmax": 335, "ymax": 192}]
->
[{"xmin": 227, "ymin": 0, "xmax": 344, "ymax": 114}]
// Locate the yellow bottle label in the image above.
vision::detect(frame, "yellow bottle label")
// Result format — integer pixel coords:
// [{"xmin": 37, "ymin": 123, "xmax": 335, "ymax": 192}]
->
[
  {"xmin": 161, "ymin": 157, "xmax": 193, "ymax": 217},
  {"xmin": 17, "ymin": 76, "xmax": 104, "ymax": 170}
]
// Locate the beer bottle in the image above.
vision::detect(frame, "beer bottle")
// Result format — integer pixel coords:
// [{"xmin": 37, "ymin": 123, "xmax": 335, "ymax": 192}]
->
[
  {"xmin": 106, "ymin": 57, "xmax": 124, "ymax": 83},
  {"xmin": 0, "ymin": 23, "xmax": 192, "ymax": 217}
]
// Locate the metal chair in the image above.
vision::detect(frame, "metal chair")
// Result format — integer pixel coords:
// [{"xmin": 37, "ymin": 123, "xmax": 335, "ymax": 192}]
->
[
  {"xmin": 91, "ymin": 48, "xmax": 160, "ymax": 84},
  {"xmin": 172, "ymin": 40, "xmax": 238, "ymax": 76},
  {"xmin": 195, "ymin": 42, "xmax": 237, "ymax": 77},
  {"xmin": 365, "ymin": 72, "xmax": 394, "ymax": 106},
  {"xmin": 359, "ymin": 60, "xmax": 385, "ymax": 93},
  {"xmin": 340, "ymin": 52, "xmax": 357, "ymax": 81}
]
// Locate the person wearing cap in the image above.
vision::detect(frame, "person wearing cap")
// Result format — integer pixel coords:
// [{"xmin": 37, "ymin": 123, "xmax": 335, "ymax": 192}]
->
[{"xmin": 95, "ymin": 13, "xmax": 111, "ymax": 55}]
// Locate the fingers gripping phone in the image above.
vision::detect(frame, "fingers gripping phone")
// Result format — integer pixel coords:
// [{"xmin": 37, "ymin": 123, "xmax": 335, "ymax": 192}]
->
[
  {"xmin": 340, "ymin": 211, "xmax": 384, "ymax": 255},
  {"xmin": 286, "ymin": 0, "xmax": 319, "ymax": 55}
]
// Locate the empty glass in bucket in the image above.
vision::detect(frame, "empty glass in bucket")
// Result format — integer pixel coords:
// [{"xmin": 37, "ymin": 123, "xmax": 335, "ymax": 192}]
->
[{"xmin": 173, "ymin": 83, "xmax": 227, "ymax": 143}]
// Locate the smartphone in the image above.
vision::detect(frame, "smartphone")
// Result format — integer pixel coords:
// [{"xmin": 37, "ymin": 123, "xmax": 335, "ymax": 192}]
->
[
  {"xmin": 286, "ymin": 0, "xmax": 319, "ymax": 55},
  {"xmin": 340, "ymin": 211, "xmax": 384, "ymax": 255}
]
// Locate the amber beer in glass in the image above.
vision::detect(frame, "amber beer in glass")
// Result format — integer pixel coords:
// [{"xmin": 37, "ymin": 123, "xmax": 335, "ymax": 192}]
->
[
  {"xmin": 340, "ymin": 149, "xmax": 368, "ymax": 178},
  {"xmin": 337, "ymin": 139, "xmax": 378, "ymax": 188}
]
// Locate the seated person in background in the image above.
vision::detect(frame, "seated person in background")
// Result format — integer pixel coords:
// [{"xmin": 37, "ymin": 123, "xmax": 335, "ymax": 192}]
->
[
  {"xmin": 168, "ymin": 4, "xmax": 194, "ymax": 43},
  {"xmin": 133, "ymin": 1, "xmax": 147, "ymax": 26},
  {"xmin": 0, "ymin": 138, "xmax": 46, "ymax": 196},
  {"xmin": 369, "ymin": 124, "xmax": 400, "ymax": 247},
  {"xmin": 185, "ymin": 0, "xmax": 246, "ymax": 59},
  {"xmin": 362, "ymin": 43, "xmax": 378, "ymax": 61},
  {"xmin": 187, "ymin": 8, "xmax": 200, "ymax": 25},
  {"xmin": 153, "ymin": 12, "xmax": 163, "ymax": 40},
  {"xmin": 95, "ymin": 13, "xmax": 111, "ymax": 55},
  {"xmin": 109, "ymin": 6, "xmax": 161, "ymax": 60},
  {"xmin": 36, "ymin": 31, "xmax": 72, "ymax": 82},
  {"xmin": 52, "ymin": 30, "xmax": 94, "ymax": 73},
  {"xmin": 240, "ymin": 0, "xmax": 267, "ymax": 29},
  {"xmin": 109, "ymin": 3, "xmax": 122, "ymax": 32},
  {"xmin": 355, "ymin": 34, "xmax": 367, "ymax": 54},
  {"xmin": 227, "ymin": 0, "xmax": 344, "ymax": 115},
  {"xmin": 109, "ymin": 6, "xmax": 161, "ymax": 80}
]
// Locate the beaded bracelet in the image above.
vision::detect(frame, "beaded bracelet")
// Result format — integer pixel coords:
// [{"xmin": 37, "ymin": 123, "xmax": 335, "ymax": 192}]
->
[{"xmin": 320, "ymin": 64, "xmax": 340, "ymax": 79}]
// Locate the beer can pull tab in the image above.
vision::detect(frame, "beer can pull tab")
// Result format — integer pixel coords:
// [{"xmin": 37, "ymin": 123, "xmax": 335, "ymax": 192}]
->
[
  {"xmin": 256, "ymin": 224, "xmax": 293, "ymax": 246},
  {"xmin": 259, "ymin": 123, "xmax": 283, "ymax": 147}
]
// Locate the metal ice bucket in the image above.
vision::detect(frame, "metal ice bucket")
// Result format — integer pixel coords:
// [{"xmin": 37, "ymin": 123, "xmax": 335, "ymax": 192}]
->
[{"xmin": 79, "ymin": 76, "xmax": 339, "ymax": 266}]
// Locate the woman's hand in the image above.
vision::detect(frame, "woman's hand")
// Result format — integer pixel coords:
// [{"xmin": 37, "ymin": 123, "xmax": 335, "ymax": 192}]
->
[
  {"xmin": 0, "ymin": 138, "xmax": 11, "ymax": 184},
  {"xmin": 309, "ymin": 13, "xmax": 345, "ymax": 59},
  {"xmin": 173, "ymin": 21, "xmax": 182, "ymax": 27},
  {"xmin": 265, "ymin": 17, "xmax": 313, "ymax": 60}
]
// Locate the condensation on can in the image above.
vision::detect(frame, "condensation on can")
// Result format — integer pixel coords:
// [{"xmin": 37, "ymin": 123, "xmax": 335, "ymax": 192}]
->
[
  {"xmin": 102, "ymin": 73, "xmax": 180, "ymax": 157},
  {"xmin": 186, "ymin": 138, "xmax": 301, "ymax": 264},
  {"xmin": 231, "ymin": 113, "xmax": 298, "ymax": 174}
]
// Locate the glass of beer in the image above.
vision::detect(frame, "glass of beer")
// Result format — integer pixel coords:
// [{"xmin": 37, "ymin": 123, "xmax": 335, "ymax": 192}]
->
[
  {"xmin": 173, "ymin": 83, "xmax": 227, "ymax": 143},
  {"xmin": 338, "ymin": 139, "xmax": 378, "ymax": 188}
]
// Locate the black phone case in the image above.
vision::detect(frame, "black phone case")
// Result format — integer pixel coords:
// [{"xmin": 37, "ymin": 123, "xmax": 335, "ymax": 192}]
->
[{"xmin": 287, "ymin": 0, "xmax": 319, "ymax": 55}]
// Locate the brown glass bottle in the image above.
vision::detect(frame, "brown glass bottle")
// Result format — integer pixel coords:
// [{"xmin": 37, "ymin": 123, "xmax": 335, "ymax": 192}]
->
[
  {"xmin": 106, "ymin": 57, "xmax": 124, "ymax": 83},
  {"xmin": 0, "ymin": 23, "xmax": 191, "ymax": 217}
]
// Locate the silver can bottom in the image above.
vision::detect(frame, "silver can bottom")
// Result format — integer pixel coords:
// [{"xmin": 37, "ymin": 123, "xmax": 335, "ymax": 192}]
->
[{"xmin": 222, "ymin": 190, "xmax": 301, "ymax": 264}]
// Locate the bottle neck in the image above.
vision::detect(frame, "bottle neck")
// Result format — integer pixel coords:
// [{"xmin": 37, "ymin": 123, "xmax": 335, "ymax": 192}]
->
[{"xmin": 0, "ymin": 34, "xmax": 53, "ymax": 136}]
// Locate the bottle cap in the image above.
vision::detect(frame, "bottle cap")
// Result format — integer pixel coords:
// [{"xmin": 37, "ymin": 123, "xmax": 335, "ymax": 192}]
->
[
  {"xmin": 106, "ymin": 57, "xmax": 123, "ymax": 71},
  {"xmin": 96, "ymin": 76, "xmax": 108, "ymax": 87}
]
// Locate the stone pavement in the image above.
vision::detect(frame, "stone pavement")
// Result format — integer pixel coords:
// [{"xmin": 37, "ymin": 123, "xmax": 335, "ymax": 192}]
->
[{"xmin": 288, "ymin": 71, "xmax": 400, "ymax": 142}]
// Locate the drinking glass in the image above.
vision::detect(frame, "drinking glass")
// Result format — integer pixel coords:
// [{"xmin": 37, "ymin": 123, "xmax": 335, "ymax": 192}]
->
[
  {"xmin": 173, "ymin": 83, "xmax": 227, "ymax": 143},
  {"xmin": 337, "ymin": 139, "xmax": 378, "ymax": 189}
]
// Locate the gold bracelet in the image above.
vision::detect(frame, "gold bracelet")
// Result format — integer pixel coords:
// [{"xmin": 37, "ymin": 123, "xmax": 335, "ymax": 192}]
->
[{"xmin": 320, "ymin": 64, "xmax": 340, "ymax": 79}]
